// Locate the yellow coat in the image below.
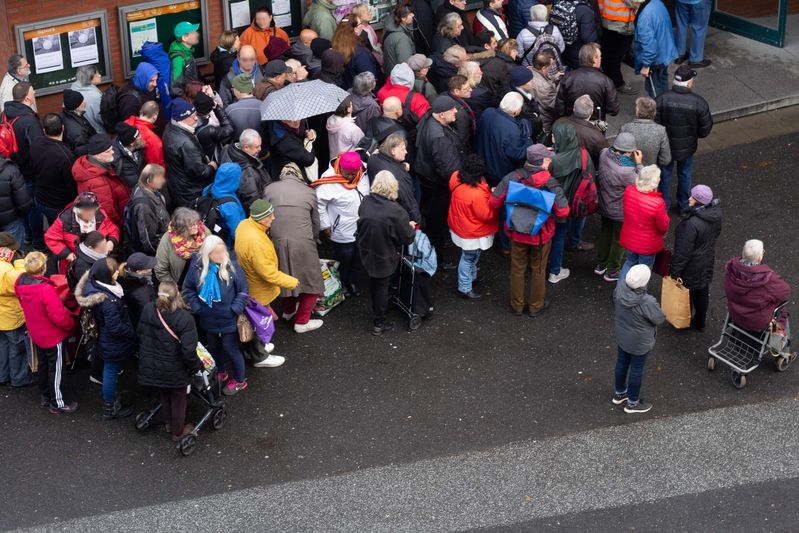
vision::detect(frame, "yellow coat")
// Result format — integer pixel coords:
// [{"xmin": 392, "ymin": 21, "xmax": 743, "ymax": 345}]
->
[
  {"xmin": 0, "ymin": 258, "xmax": 25, "ymax": 330},
  {"xmin": 234, "ymin": 218, "xmax": 298, "ymax": 306}
]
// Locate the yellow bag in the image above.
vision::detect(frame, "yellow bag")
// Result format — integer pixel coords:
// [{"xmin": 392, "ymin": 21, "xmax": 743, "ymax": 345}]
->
[{"xmin": 661, "ymin": 277, "xmax": 691, "ymax": 329}]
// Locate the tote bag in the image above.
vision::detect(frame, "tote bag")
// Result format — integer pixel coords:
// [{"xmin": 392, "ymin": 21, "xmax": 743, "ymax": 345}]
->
[
  {"xmin": 243, "ymin": 296, "xmax": 276, "ymax": 344},
  {"xmin": 661, "ymin": 277, "xmax": 691, "ymax": 329}
]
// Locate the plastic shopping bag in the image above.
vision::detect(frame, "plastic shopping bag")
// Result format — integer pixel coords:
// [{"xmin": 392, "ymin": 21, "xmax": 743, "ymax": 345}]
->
[
  {"xmin": 196, "ymin": 342, "xmax": 216, "ymax": 371},
  {"xmin": 314, "ymin": 259, "xmax": 344, "ymax": 316},
  {"xmin": 243, "ymin": 296, "xmax": 276, "ymax": 344}
]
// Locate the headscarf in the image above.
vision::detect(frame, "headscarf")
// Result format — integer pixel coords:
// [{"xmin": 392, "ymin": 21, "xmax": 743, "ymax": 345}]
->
[
  {"xmin": 549, "ymin": 122, "xmax": 584, "ymax": 201},
  {"xmin": 199, "ymin": 262, "xmax": 222, "ymax": 307},
  {"xmin": 89, "ymin": 259, "xmax": 124, "ymax": 299},
  {"xmin": 168, "ymin": 222, "xmax": 206, "ymax": 260}
]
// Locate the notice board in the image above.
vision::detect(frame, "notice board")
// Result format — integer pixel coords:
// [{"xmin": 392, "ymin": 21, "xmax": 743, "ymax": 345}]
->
[
  {"xmin": 119, "ymin": 0, "xmax": 211, "ymax": 78},
  {"xmin": 14, "ymin": 11, "xmax": 113, "ymax": 96},
  {"xmin": 222, "ymin": 0, "xmax": 304, "ymax": 39}
]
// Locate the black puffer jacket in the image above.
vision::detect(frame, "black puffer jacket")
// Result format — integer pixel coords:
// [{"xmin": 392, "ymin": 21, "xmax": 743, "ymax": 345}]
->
[
  {"xmin": 670, "ymin": 199, "xmax": 722, "ymax": 290},
  {"xmin": 0, "ymin": 158, "xmax": 32, "ymax": 226},
  {"xmin": 414, "ymin": 113, "xmax": 464, "ymax": 187},
  {"xmin": 357, "ymin": 193, "xmax": 416, "ymax": 279},
  {"xmin": 367, "ymin": 151, "xmax": 421, "ymax": 221},
  {"xmin": 162, "ymin": 122, "xmax": 215, "ymax": 208},
  {"xmin": 60, "ymin": 110, "xmax": 96, "ymax": 157},
  {"xmin": 220, "ymin": 143, "xmax": 271, "ymax": 211},
  {"xmin": 196, "ymin": 107, "xmax": 235, "ymax": 163},
  {"xmin": 112, "ymin": 141, "xmax": 145, "ymax": 188},
  {"xmin": 555, "ymin": 66, "xmax": 620, "ymax": 120},
  {"xmin": 137, "ymin": 302, "xmax": 202, "ymax": 389},
  {"xmin": 120, "ymin": 271, "xmax": 156, "ymax": 329},
  {"xmin": 123, "ymin": 186, "xmax": 169, "ymax": 255},
  {"xmin": 656, "ymin": 86, "xmax": 713, "ymax": 162},
  {"xmin": 3, "ymin": 101, "xmax": 43, "ymax": 180}
]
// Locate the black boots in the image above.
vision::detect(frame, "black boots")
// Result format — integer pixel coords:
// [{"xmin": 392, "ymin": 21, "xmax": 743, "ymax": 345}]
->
[{"xmin": 103, "ymin": 399, "xmax": 133, "ymax": 420}]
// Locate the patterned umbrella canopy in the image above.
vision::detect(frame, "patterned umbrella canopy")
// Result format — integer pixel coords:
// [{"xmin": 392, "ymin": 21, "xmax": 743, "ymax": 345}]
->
[{"xmin": 260, "ymin": 80, "xmax": 350, "ymax": 121}]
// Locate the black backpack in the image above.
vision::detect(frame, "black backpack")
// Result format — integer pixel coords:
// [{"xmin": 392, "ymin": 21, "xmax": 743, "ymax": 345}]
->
[
  {"xmin": 192, "ymin": 190, "xmax": 237, "ymax": 243},
  {"xmin": 100, "ymin": 85, "xmax": 141, "ymax": 131}
]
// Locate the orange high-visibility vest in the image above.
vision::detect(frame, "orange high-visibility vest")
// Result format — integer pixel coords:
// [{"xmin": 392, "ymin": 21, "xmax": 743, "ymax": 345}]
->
[{"xmin": 598, "ymin": 0, "xmax": 636, "ymax": 23}]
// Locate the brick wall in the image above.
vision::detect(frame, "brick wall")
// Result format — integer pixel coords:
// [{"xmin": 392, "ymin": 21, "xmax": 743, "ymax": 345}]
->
[{"xmin": 0, "ymin": 0, "xmax": 226, "ymax": 115}]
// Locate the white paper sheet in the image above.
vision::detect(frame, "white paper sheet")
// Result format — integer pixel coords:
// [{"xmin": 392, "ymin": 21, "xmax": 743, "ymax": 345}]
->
[
  {"xmin": 274, "ymin": 13, "xmax": 292, "ymax": 27},
  {"xmin": 130, "ymin": 18, "xmax": 158, "ymax": 58},
  {"xmin": 68, "ymin": 27, "xmax": 99, "ymax": 68},
  {"xmin": 272, "ymin": 0, "xmax": 291, "ymax": 15},
  {"xmin": 32, "ymin": 35, "xmax": 63, "ymax": 74},
  {"xmin": 230, "ymin": 1, "xmax": 251, "ymax": 28}
]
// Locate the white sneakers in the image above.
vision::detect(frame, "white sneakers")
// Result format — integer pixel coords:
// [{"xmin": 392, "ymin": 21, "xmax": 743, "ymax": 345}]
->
[
  {"xmin": 548, "ymin": 268, "xmax": 571, "ymax": 284},
  {"xmin": 282, "ymin": 310, "xmax": 297, "ymax": 321},
  {"xmin": 253, "ymin": 354, "xmax": 285, "ymax": 368},
  {"xmin": 294, "ymin": 319, "xmax": 324, "ymax": 334}
]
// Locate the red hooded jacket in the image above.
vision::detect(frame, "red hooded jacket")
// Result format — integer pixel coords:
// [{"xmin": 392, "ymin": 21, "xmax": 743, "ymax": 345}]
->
[
  {"xmin": 124, "ymin": 115, "xmax": 164, "ymax": 167},
  {"xmin": 724, "ymin": 257, "xmax": 791, "ymax": 331},
  {"xmin": 619, "ymin": 185, "xmax": 669, "ymax": 255},
  {"xmin": 15, "ymin": 273, "xmax": 75, "ymax": 349},
  {"xmin": 377, "ymin": 77, "xmax": 431, "ymax": 120},
  {"xmin": 72, "ymin": 156, "xmax": 130, "ymax": 229},
  {"xmin": 44, "ymin": 204, "xmax": 120, "ymax": 274}
]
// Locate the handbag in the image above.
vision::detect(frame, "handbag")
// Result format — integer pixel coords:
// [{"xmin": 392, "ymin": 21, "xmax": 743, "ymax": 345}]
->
[
  {"xmin": 237, "ymin": 313, "xmax": 255, "ymax": 343},
  {"xmin": 661, "ymin": 277, "xmax": 691, "ymax": 329},
  {"xmin": 653, "ymin": 249, "xmax": 672, "ymax": 277},
  {"xmin": 303, "ymin": 138, "xmax": 319, "ymax": 182},
  {"xmin": 243, "ymin": 296, "xmax": 276, "ymax": 344}
]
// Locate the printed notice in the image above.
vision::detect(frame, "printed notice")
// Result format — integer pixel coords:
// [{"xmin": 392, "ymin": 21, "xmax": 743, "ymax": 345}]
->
[
  {"xmin": 230, "ymin": 1, "xmax": 251, "ymax": 28},
  {"xmin": 130, "ymin": 18, "xmax": 158, "ymax": 57},
  {"xmin": 275, "ymin": 13, "xmax": 292, "ymax": 27},
  {"xmin": 68, "ymin": 27, "xmax": 99, "ymax": 67},
  {"xmin": 272, "ymin": 0, "xmax": 291, "ymax": 15},
  {"xmin": 32, "ymin": 34, "xmax": 63, "ymax": 74}
]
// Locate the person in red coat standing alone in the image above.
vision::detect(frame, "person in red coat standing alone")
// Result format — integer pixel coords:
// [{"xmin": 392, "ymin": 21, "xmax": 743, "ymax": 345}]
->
[
  {"xmin": 619, "ymin": 164, "xmax": 670, "ymax": 282},
  {"xmin": 72, "ymin": 134, "xmax": 131, "ymax": 229}
]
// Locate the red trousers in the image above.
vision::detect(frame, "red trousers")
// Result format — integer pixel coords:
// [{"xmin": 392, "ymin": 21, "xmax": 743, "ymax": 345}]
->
[{"xmin": 282, "ymin": 293, "xmax": 319, "ymax": 325}]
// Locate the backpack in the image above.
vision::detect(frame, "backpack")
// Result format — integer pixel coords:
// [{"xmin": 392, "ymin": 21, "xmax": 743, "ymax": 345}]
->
[
  {"xmin": 570, "ymin": 148, "xmax": 599, "ymax": 219},
  {"xmin": 100, "ymin": 85, "xmax": 141, "ymax": 132},
  {"xmin": 169, "ymin": 47, "xmax": 199, "ymax": 97},
  {"xmin": 504, "ymin": 171, "xmax": 556, "ymax": 236},
  {"xmin": 520, "ymin": 24, "xmax": 563, "ymax": 71},
  {"xmin": 550, "ymin": 0, "xmax": 589, "ymax": 46},
  {"xmin": 0, "ymin": 113, "xmax": 20, "ymax": 159},
  {"xmin": 192, "ymin": 190, "xmax": 237, "ymax": 243}
]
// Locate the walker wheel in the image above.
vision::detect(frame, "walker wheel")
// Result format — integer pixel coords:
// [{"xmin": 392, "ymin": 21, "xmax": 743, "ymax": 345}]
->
[
  {"xmin": 179, "ymin": 434, "xmax": 198, "ymax": 456},
  {"xmin": 776, "ymin": 354, "xmax": 795, "ymax": 372},
  {"xmin": 134, "ymin": 410, "xmax": 150, "ymax": 431},
  {"xmin": 409, "ymin": 315, "xmax": 422, "ymax": 331},
  {"xmin": 212, "ymin": 407, "xmax": 227, "ymax": 430},
  {"xmin": 707, "ymin": 357, "xmax": 716, "ymax": 371},
  {"xmin": 731, "ymin": 371, "xmax": 747, "ymax": 389}
]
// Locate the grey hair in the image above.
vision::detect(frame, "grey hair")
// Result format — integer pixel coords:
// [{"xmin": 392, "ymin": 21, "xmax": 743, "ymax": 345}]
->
[
  {"xmin": 579, "ymin": 42, "xmax": 601, "ymax": 67},
  {"xmin": 438, "ymin": 13, "xmax": 462, "ymax": 37},
  {"xmin": 742, "ymin": 239, "xmax": 764, "ymax": 265},
  {"xmin": 573, "ymin": 94, "xmax": 594, "ymax": 120},
  {"xmin": 635, "ymin": 96, "xmax": 657, "ymax": 120},
  {"xmin": 443, "ymin": 45, "xmax": 466, "ymax": 66},
  {"xmin": 352, "ymin": 71, "xmax": 376, "ymax": 96},
  {"xmin": 499, "ymin": 92, "xmax": 523, "ymax": 115},
  {"xmin": 530, "ymin": 4, "xmax": 549, "ymax": 22},
  {"xmin": 371, "ymin": 170, "xmax": 399, "ymax": 201},
  {"xmin": 459, "ymin": 61, "xmax": 481, "ymax": 86},
  {"xmin": 636, "ymin": 165, "xmax": 661, "ymax": 193},
  {"xmin": 239, "ymin": 128, "xmax": 261, "ymax": 147},
  {"xmin": 378, "ymin": 131, "xmax": 407, "ymax": 157},
  {"xmin": 75, "ymin": 65, "xmax": 99, "ymax": 86},
  {"xmin": 170, "ymin": 207, "xmax": 202, "ymax": 237},
  {"xmin": 7, "ymin": 54, "xmax": 24, "ymax": 75}
]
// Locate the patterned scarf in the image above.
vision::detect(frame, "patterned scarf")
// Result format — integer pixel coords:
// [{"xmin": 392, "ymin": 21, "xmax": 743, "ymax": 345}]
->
[{"xmin": 168, "ymin": 222, "xmax": 205, "ymax": 260}]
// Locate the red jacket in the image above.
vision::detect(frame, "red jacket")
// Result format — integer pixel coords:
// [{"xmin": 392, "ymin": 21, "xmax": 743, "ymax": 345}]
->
[
  {"xmin": 15, "ymin": 273, "xmax": 75, "ymax": 349},
  {"xmin": 72, "ymin": 156, "xmax": 131, "ymax": 229},
  {"xmin": 447, "ymin": 171, "xmax": 498, "ymax": 239},
  {"xmin": 619, "ymin": 185, "xmax": 669, "ymax": 255},
  {"xmin": 44, "ymin": 204, "xmax": 120, "ymax": 274},
  {"xmin": 124, "ymin": 115, "xmax": 164, "ymax": 167},
  {"xmin": 376, "ymin": 78, "xmax": 431, "ymax": 120},
  {"xmin": 724, "ymin": 258, "xmax": 791, "ymax": 331}
]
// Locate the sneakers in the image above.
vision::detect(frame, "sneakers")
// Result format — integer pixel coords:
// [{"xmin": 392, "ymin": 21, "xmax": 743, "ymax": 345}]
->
[
  {"xmin": 253, "ymin": 354, "xmax": 286, "ymax": 368},
  {"xmin": 103, "ymin": 399, "xmax": 134, "ymax": 420},
  {"xmin": 264, "ymin": 343, "xmax": 275, "ymax": 353},
  {"xmin": 612, "ymin": 392, "xmax": 628, "ymax": 405},
  {"xmin": 294, "ymin": 319, "xmax": 324, "ymax": 333},
  {"xmin": 217, "ymin": 370, "xmax": 229, "ymax": 383},
  {"xmin": 616, "ymin": 83, "xmax": 639, "ymax": 95},
  {"xmin": 593, "ymin": 265, "xmax": 607, "ymax": 276},
  {"xmin": 459, "ymin": 290, "xmax": 483, "ymax": 300},
  {"xmin": 603, "ymin": 271, "xmax": 620, "ymax": 283},
  {"xmin": 372, "ymin": 321, "xmax": 395, "ymax": 336},
  {"xmin": 49, "ymin": 402, "xmax": 79, "ymax": 414},
  {"xmin": 548, "ymin": 268, "xmax": 571, "ymax": 284},
  {"xmin": 282, "ymin": 310, "xmax": 297, "ymax": 321},
  {"xmin": 624, "ymin": 400, "xmax": 653, "ymax": 414},
  {"xmin": 223, "ymin": 379, "xmax": 248, "ymax": 396}
]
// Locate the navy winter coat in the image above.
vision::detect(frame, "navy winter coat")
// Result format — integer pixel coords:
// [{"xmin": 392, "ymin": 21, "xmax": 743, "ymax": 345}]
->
[
  {"xmin": 507, "ymin": 0, "xmax": 538, "ymax": 39},
  {"xmin": 75, "ymin": 274, "xmax": 137, "ymax": 362},
  {"xmin": 476, "ymin": 108, "xmax": 532, "ymax": 185},
  {"xmin": 183, "ymin": 255, "xmax": 249, "ymax": 334}
]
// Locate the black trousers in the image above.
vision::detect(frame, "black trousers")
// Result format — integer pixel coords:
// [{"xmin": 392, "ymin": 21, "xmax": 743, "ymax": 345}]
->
[
  {"xmin": 601, "ymin": 29, "xmax": 634, "ymax": 88},
  {"xmin": 332, "ymin": 241, "xmax": 364, "ymax": 292},
  {"xmin": 160, "ymin": 387, "xmax": 189, "ymax": 438},
  {"xmin": 420, "ymin": 184, "xmax": 451, "ymax": 258},
  {"xmin": 37, "ymin": 342, "xmax": 66, "ymax": 408},
  {"xmin": 369, "ymin": 276, "xmax": 391, "ymax": 327},
  {"xmin": 690, "ymin": 286, "xmax": 710, "ymax": 330}
]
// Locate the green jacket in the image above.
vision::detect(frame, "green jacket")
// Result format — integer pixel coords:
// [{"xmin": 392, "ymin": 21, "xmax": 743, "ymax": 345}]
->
[
  {"xmin": 169, "ymin": 40, "xmax": 195, "ymax": 83},
  {"xmin": 303, "ymin": 0, "xmax": 337, "ymax": 41}
]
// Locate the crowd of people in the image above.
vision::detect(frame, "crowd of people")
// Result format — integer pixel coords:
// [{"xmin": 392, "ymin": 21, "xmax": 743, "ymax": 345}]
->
[{"xmin": 0, "ymin": 0, "xmax": 791, "ymax": 435}]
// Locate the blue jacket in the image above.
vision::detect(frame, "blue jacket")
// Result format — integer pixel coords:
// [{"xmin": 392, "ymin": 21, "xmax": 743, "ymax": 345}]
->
[
  {"xmin": 183, "ymin": 255, "xmax": 249, "ymax": 334},
  {"xmin": 343, "ymin": 46, "xmax": 381, "ymax": 90},
  {"xmin": 79, "ymin": 280, "xmax": 137, "ymax": 362},
  {"xmin": 507, "ymin": 0, "xmax": 538, "ymax": 39},
  {"xmin": 202, "ymin": 162, "xmax": 246, "ymax": 247},
  {"xmin": 634, "ymin": 0, "xmax": 679, "ymax": 73},
  {"xmin": 139, "ymin": 42, "xmax": 173, "ymax": 119},
  {"xmin": 476, "ymin": 108, "xmax": 533, "ymax": 185}
]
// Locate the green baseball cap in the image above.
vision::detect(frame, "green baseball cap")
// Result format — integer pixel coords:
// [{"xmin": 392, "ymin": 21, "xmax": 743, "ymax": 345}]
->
[{"xmin": 174, "ymin": 21, "xmax": 200, "ymax": 39}]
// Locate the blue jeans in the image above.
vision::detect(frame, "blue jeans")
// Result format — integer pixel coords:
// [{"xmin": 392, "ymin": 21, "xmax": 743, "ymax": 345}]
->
[
  {"xmin": 206, "ymin": 332, "xmax": 246, "ymax": 382},
  {"xmin": 0, "ymin": 327, "xmax": 33, "ymax": 386},
  {"xmin": 660, "ymin": 156, "xmax": 694, "ymax": 211},
  {"xmin": 548, "ymin": 217, "xmax": 583, "ymax": 276},
  {"xmin": 457, "ymin": 249, "xmax": 481, "ymax": 293},
  {"xmin": 614, "ymin": 347, "xmax": 650, "ymax": 404},
  {"xmin": 619, "ymin": 251, "xmax": 657, "ymax": 285},
  {"xmin": 102, "ymin": 360, "xmax": 122, "ymax": 404},
  {"xmin": 676, "ymin": 0, "xmax": 712, "ymax": 63},
  {"xmin": 1, "ymin": 218, "xmax": 26, "ymax": 249},
  {"xmin": 644, "ymin": 65, "xmax": 670, "ymax": 99}
]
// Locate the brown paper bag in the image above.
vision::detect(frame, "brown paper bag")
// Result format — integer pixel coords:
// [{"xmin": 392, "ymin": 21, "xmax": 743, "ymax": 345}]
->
[{"xmin": 661, "ymin": 277, "xmax": 691, "ymax": 329}]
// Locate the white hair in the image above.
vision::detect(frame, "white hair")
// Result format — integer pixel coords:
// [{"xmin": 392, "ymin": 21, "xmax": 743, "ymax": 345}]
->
[
  {"xmin": 673, "ymin": 79, "xmax": 691, "ymax": 88},
  {"xmin": 636, "ymin": 165, "xmax": 661, "ymax": 193},
  {"xmin": 371, "ymin": 170, "xmax": 399, "ymax": 201},
  {"xmin": 198, "ymin": 235, "xmax": 232, "ymax": 286},
  {"xmin": 530, "ymin": 4, "xmax": 549, "ymax": 22},
  {"xmin": 742, "ymin": 239, "xmax": 764, "ymax": 264},
  {"xmin": 240, "ymin": 128, "xmax": 261, "ymax": 147},
  {"xmin": 499, "ymin": 92, "xmax": 524, "ymax": 115},
  {"xmin": 573, "ymin": 95, "xmax": 594, "ymax": 120}
]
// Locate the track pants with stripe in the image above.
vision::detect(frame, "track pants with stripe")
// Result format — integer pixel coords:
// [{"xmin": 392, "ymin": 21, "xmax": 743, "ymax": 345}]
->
[{"xmin": 37, "ymin": 342, "xmax": 66, "ymax": 408}]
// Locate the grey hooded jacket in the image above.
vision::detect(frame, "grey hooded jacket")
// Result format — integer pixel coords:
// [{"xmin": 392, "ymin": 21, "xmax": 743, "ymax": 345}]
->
[{"xmin": 613, "ymin": 281, "xmax": 666, "ymax": 355}]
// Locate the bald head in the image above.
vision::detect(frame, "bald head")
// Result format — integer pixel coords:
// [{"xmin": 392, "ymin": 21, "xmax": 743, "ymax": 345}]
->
[
  {"xmin": 300, "ymin": 29, "xmax": 318, "ymax": 47},
  {"xmin": 239, "ymin": 45, "xmax": 257, "ymax": 60},
  {"xmin": 383, "ymin": 96, "xmax": 402, "ymax": 119}
]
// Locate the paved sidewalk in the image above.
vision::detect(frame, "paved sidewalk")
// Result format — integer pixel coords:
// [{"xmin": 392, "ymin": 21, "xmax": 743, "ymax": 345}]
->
[{"xmin": 607, "ymin": 18, "xmax": 799, "ymax": 136}]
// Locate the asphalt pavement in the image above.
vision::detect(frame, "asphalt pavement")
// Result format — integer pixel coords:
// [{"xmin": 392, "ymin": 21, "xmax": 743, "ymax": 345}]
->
[{"xmin": 2, "ymin": 116, "xmax": 799, "ymax": 532}]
